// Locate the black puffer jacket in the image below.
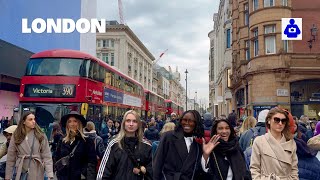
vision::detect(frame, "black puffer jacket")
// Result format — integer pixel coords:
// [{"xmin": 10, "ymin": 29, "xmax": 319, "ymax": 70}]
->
[
  {"xmin": 203, "ymin": 113, "xmax": 213, "ymax": 131},
  {"xmin": 55, "ymin": 134, "xmax": 97, "ymax": 180},
  {"xmin": 144, "ymin": 126, "xmax": 160, "ymax": 142},
  {"xmin": 84, "ymin": 129, "xmax": 105, "ymax": 159},
  {"xmin": 97, "ymin": 138, "xmax": 153, "ymax": 180}
]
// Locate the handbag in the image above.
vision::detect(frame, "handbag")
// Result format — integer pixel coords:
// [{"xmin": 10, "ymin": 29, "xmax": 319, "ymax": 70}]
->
[
  {"xmin": 54, "ymin": 141, "xmax": 80, "ymax": 172},
  {"xmin": 20, "ymin": 132, "xmax": 36, "ymax": 180},
  {"xmin": 212, "ymin": 152, "xmax": 224, "ymax": 180}
]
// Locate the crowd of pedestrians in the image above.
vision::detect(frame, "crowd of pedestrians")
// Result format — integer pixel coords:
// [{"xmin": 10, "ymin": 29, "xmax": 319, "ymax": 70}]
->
[{"xmin": 1, "ymin": 107, "xmax": 320, "ymax": 179}]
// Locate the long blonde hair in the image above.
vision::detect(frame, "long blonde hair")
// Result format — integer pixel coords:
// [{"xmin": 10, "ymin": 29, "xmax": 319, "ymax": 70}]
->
[
  {"xmin": 115, "ymin": 110, "xmax": 143, "ymax": 149},
  {"xmin": 14, "ymin": 111, "xmax": 44, "ymax": 145},
  {"xmin": 63, "ymin": 118, "xmax": 86, "ymax": 143},
  {"xmin": 239, "ymin": 116, "xmax": 257, "ymax": 134}
]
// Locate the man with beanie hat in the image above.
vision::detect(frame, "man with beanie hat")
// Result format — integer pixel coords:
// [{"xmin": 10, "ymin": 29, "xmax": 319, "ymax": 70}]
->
[{"xmin": 239, "ymin": 109, "xmax": 269, "ymax": 151}]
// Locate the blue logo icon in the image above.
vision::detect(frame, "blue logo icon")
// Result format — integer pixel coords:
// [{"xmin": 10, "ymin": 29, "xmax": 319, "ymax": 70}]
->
[
  {"xmin": 284, "ymin": 19, "xmax": 301, "ymax": 38},
  {"xmin": 282, "ymin": 18, "xmax": 302, "ymax": 40}
]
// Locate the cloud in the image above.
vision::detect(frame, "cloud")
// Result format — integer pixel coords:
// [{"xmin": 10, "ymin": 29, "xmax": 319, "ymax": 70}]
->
[{"xmin": 97, "ymin": 0, "xmax": 220, "ymax": 106}]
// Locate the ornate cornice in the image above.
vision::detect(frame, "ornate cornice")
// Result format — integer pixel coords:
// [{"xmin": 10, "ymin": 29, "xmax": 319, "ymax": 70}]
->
[{"xmin": 104, "ymin": 25, "xmax": 155, "ymax": 61}]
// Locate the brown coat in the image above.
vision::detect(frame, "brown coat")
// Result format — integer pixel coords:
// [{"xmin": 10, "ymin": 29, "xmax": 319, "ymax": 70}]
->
[
  {"xmin": 250, "ymin": 133, "xmax": 298, "ymax": 180},
  {"xmin": 5, "ymin": 130, "xmax": 54, "ymax": 180}
]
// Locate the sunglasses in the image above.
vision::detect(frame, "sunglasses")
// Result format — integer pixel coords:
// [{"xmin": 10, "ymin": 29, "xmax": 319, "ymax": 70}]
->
[{"xmin": 273, "ymin": 117, "xmax": 288, "ymax": 124}]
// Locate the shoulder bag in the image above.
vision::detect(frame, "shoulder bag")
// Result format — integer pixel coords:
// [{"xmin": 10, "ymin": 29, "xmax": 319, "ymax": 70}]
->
[
  {"xmin": 20, "ymin": 132, "xmax": 36, "ymax": 180},
  {"xmin": 54, "ymin": 141, "xmax": 80, "ymax": 172}
]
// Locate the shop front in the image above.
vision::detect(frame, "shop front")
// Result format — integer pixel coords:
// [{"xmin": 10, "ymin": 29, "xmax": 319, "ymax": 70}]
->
[{"xmin": 290, "ymin": 79, "xmax": 320, "ymax": 120}]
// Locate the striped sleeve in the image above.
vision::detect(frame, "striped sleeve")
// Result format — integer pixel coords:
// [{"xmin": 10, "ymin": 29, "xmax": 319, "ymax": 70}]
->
[
  {"xmin": 142, "ymin": 139, "xmax": 152, "ymax": 146},
  {"xmin": 96, "ymin": 139, "xmax": 118, "ymax": 180}
]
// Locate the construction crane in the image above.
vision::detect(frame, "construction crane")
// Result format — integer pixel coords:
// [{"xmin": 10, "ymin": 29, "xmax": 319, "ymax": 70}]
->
[
  {"xmin": 153, "ymin": 49, "xmax": 168, "ymax": 66},
  {"xmin": 118, "ymin": 0, "xmax": 124, "ymax": 24}
]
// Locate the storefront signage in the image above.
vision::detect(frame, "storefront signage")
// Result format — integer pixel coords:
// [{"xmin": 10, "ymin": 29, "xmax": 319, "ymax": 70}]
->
[
  {"xmin": 277, "ymin": 89, "xmax": 289, "ymax": 97},
  {"xmin": 310, "ymin": 98, "xmax": 320, "ymax": 102},
  {"xmin": 253, "ymin": 105, "xmax": 275, "ymax": 110},
  {"xmin": 24, "ymin": 84, "xmax": 75, "ymax": 98},
  {"xmin": 123, "ymin": 94, "xmax": 141, "ymax": 107},
  {"xmin": 103, "ymin": 88, "xmax": 123, "ymax": 103}
]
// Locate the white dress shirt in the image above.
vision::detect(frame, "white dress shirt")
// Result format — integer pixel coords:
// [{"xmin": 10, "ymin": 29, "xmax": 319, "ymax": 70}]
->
[{"xmin": 184, "ymin": 137, "xmax": 193, "ymax": 153}]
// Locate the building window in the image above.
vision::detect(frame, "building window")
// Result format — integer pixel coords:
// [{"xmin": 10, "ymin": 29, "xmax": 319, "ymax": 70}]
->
[
  {"xmin": 264, "ymin": 0, "xmax": 274, "ymax": 7},
  {"xmin": 282, "ymin": 0, "xmax": 288, "ymax": 6},
  {"xmin": 253, "ymin": 0, "xmax": 259, "ymax": 11},
  {"xmin": 111, "ymin": 39, "xmax": 115, "ymax": 47},
  {"xmin": 111, "ymin": 53, "xmax": 114, "ymax": 66},
  {"xmin": 253, "ymin": 28, "xmax": 259, "ymax": 57},
  {"xmin": 106, "ymin": 40, "xmax": 110, "ymax": 47},
  {"xmin": 265, "ymin": 25, "xmax": 276, "ymax": 54},
  {"xmin": 245, "ymin": 40, "xmax": 250, "ymax": 60},
  {"xmin": 244, "ymin": 3, "xmax": 249, "ymax": 26},
  {"xmin": 226, "ymin": 29, "xmax": 231, "ymax": 48},
  {"xmin": 265, "ymin": 36, "xmax": 276, "ymax": 54},
  {"xmin": 283, "ymin": 40, "xmax": 289, "ymax": 52},
  {"xmin": 102, "ymin": 40, "xmax": 107, "ymax": 47},
  {"xmin": 102, "ymin": 53, "xmax": 109, "ymax": 63},
  {"xmin": 97, "ymin": 40, "xmax": 101, "ymax": 47},
  {"xmin": 265, "ymin": 25, "xmax": 275, "ymax": 34}
]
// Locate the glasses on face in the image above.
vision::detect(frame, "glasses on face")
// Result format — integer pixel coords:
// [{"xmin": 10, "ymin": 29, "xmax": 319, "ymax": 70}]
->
[{"xmin": 273, "ymin": 117, "xmax": 288, "ymax": 124}]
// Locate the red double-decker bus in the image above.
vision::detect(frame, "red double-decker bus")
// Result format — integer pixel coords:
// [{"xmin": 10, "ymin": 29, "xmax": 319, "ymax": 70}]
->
[
  {"xmin": 143, "ymin": 90, "xmax": 165, "ymax": 120},
  {"xmin": 19, "ymin": 49, "xmax": 144, "ymax": 137},
  {"xmin": 165, "ymin": 99, "xmax": 183, "ymax": 118}
]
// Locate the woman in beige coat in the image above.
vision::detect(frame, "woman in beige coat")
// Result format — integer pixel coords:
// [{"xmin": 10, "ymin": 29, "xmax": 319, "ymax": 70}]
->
[
  {"xmin": 5, "ymin": 111, "xmax": 54, "ymax": 180},
  {"xmin": 250, "ymin": 107, "xmax": 298, "ymax": 180}
]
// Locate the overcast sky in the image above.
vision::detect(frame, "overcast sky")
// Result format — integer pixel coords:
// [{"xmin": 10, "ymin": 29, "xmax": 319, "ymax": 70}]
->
[{"xmin": 97, "ymin": 0, "xmax": 220, "ymax": 106}]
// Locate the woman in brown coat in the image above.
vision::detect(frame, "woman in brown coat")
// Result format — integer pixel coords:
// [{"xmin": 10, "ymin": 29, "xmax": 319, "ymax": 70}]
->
[
  {"xmin": 5, "ymin": 111, "xmax": 54, "ymax": 180},
  {"xmin": 250, "ymin": 107, "xmax": 298, "ymax": 180}
]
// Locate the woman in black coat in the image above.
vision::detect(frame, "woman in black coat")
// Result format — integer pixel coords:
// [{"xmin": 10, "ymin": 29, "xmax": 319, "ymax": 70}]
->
[
  {"xmin": 153, "ymin": 110, "xmax": 205, "ymax": 180},
  {"xmin": 202, "ymin": 119, "xmax": 250, "ymax": 180},
  {"xmin": 55, "ymin": 111, "xmax": 97, "ymax": 180},
  {"xmin": 97, "ymin": 110, "xmax": 153, "ymax": 180}
]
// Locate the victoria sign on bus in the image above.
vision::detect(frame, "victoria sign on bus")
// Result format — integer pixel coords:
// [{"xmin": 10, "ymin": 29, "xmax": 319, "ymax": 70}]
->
[
  {"xmin": 22, "ymin": 18, "xmax": 106, "ymax": 33},
  {"xmin": 24, "ymin": 84, "xmax": 75, "ymax": 98}
]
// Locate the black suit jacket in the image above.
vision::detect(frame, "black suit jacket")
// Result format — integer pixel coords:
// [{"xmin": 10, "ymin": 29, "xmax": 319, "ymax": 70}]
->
[{"xmin": 153, "ymin": 128, "xmax": 205, "ymax": 180}]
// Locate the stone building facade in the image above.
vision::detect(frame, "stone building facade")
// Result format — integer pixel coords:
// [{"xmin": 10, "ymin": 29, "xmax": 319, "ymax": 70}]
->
[
  {"xmin": 209, "ymin": 0, "xmax": 233, "ymax": 117},
  {"xmin": 231, "ymin": 0, "xmax": 320, "ymax": 118},
  {"xmin": 96, "ymin": 21, "xmax": 155, "ymax": 90}
]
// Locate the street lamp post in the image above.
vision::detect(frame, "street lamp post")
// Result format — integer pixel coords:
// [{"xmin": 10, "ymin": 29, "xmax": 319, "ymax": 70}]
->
[
  {"xmin": 185, "ymin": 69, "xmax": 188, "ymax": 111},
  {"xmin": 194, "ymin": 91, "xmax": 197, "ymax": 110}
]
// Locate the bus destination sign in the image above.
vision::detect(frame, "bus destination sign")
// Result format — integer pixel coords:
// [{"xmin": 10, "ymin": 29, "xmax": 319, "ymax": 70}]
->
[{"xmin": 24, "ymin": 84, "xmax": 76, "ymax": 98}]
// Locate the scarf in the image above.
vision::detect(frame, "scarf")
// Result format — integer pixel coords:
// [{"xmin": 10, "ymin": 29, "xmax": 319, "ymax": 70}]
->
[
  {"xmin": 123, "ymin": 137, "xmax": 141, "ymax": 167},
  {"xmin": 124, "ymin": 137, "xmax": 138, "ymax": 152},
  {"xmin": 213, "ymin": 138, "xmax": 249, "ymax": 180},
  {"xmin": 215, "ymin": 138, "xmax": 238, "ymax": 156}
]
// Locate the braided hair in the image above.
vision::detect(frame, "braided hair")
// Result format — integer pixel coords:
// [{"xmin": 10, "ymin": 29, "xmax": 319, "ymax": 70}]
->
[{"xmin": 178, "ymin": 110, "xmax": 204, "ymax": 138}]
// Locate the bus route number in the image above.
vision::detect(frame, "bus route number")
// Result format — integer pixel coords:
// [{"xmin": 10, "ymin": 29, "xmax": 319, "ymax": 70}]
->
[{"xmin": 62, "ymin": 86, "xmax": 74, "ymax": 96}]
